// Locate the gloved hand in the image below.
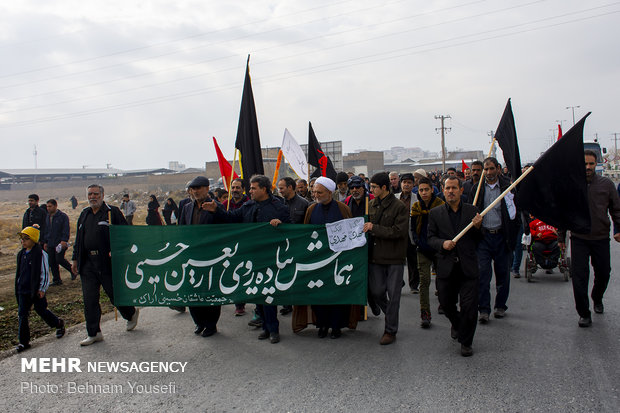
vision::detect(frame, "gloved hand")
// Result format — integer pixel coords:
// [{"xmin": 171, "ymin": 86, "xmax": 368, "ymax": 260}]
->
[{"xmin": 522, "ymin": 233, "xmax": 532, "ymax": 246}]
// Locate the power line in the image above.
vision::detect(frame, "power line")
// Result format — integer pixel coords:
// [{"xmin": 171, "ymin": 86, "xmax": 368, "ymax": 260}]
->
[{"xmin": 1, "ymin": 6, "xmax": 618, "ymax": 128}]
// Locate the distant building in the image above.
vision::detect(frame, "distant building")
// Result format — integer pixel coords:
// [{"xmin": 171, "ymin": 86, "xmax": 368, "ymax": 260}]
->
[
  {"xmin": 168, "ymin": 161, "xmax": 186, "ymax": 171},
  {"xmin": 343, "ymin": 151, "xmax": 384, "ymax": 176},
  {"xmin": 300, "ymin": 140, "xmax": 343, "ymax": 172}
]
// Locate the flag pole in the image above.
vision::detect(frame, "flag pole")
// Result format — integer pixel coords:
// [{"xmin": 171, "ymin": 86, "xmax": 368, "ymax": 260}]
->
[
  {"xmin": 108, "ymin": 208, "xmax": 118, "ymax": 322},
  {"xmin": 272, "ymin": 149, "xmax": 283, "ymax": 190},
  {"xmin": 452, "ymin": 166, "xmax": 534, "ymax": 243},
  {"xmin": 226, "ymin": 149, "xmax": 238, "ymax": 211},
  {"xmin": 472, "ymin": 138, "xmax": 496, "ymax": 206}
]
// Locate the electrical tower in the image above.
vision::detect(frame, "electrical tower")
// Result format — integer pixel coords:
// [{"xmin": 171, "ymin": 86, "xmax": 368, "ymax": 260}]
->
[{"xmin": 435, "ymin": 115, "xmax": 451, "ymax": 173}]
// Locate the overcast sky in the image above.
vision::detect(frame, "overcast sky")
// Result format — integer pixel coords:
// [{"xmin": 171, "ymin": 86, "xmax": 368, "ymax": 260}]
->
[{"xmin": 1, "ymin": 0, "xmax": 618, "ymax": 170}]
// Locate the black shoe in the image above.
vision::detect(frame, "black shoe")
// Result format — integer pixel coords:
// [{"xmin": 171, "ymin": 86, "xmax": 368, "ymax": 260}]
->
[
  {"xmin": 279, "ymin": 306, "xmax": 292, "ymax": 316},
  {"xmin": 330, "ymin": 328, "xmax": 342, "ymax": 339},
  {"xmin": 56, "ymin": 319, "xmax": 65, "ymax": 339},
  {"xmin": 16, "ymin": 343, "xmax": 31, "ymax": 353},
  {"xmin": 594, "ymin": 303, "xmax": 604, "ymax": 314},
  {"xmin": 451, "ymin": 326, "xmax": 458, "ymax": 340},
  {"xmin": 270, "ymin": 333, "xmax": 280, "ymax": 344},
  {"xmin": 201, "ymin": 327, "xmax": 217, "ymax": 337},
  {"xmin": 50, "ymin": 280, "xmax": 62, "ymax": 286},
  {"xmin": 437, "ymin": 305, "xmax": 444, "ymax": 315},
  {"xmin": 258, "ymin": 330, "xmax": 270, "ymax": 340},
  {"xmin": 170, "ymin": 306, "xmax": 186, "ymax": 313},
  {"xmin": 194, "ymin": 325, "xmax": 205, "ymax": 335},
  {"xmin": 71, "ymin": 273, "xmax": 77, "ymax": 281},
  {"xmin": 461, "ymin": 345, "xmax": 473, "ymax": 357},
  {"xmin": 318, "ymin": 327, "xmax": 328, "ymax": 338},
  {"xmin": 578, "ymin": 317, "xmax": 592, "ymax": 327}
]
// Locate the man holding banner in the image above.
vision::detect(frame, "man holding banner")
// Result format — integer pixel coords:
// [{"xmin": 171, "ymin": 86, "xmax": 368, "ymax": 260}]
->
[
  {"xmin": 205, "ymin": 175, "xmax": 290, "ymax": 343},
  {"xmin": 179, "ymin": 176, "xmax": 222, "ymax": 338}
]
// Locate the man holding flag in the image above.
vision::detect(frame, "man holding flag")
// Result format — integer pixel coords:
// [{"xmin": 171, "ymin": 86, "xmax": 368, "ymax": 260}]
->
[{"xmin": 559, "ymin": 150, "xmax": 620, "ymax": 327}]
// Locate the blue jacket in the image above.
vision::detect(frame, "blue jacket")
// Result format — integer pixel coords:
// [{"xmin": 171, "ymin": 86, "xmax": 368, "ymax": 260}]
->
[
  {"xmin": 44, "ymin": 209, "xmax": 70, "ymax": 247},
  {"xmin": 214, "ymin": 195, "xmax": 290, "ymax": 224}
]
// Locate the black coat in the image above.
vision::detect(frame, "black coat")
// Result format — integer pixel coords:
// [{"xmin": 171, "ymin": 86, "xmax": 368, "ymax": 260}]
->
[
  {"xmin": 15, "ymin": 244, "xmax": 47, "ymax": 299},
  {"xmin": 428, "ymin": 203, "xmax": 482, "ymax": 279},
  {"xmin": 214, "ymin": 195, "xmax": 290, "ymax": 224},
  {"xmin": 22, "ymin": 206, "xmax": 47, "ymax": 233},
  {"xmin": 44, "ymin": 210, "xmax": 70, "ymax": 247},
  {"xmin": 179, "ymin": 199, "xmax": 217, "ymax": 226},
  {"xmin": 72, "ymin": 203, "xmax": 127, "ymax": 274}
]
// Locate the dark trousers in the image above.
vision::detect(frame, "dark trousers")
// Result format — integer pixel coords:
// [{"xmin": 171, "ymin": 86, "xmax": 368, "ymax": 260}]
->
[
  {"xmin": 571, "ymin": 237, "xmax": 611, "ymax": 318},
  {"xmin": 48, "ymin": 248, "xmax": 72, "ymax": 283},
  {"xmin": 436, "ymin": 265, "xmax": 478, "ymax": 347},
  {"xmin": 256, "ymin": 304, "xmax": 279, "ymax": 333},
  {"xmin": 368, "ymin": 264, "xmax": 404, "ymax": 334},
  {"xmin": 407, "ymin": 240, "xmax": 420, "ymax": 289},
  {"xmin": 80, "ymin": 261, "xmax": 135, "ymax": 337},
  {"xmin": 126, "ymin": 215, "xmax": 134, "ymax": 225},
  {"xmin": 478, "ymin": 232, "xmax": 511, "ymax": 314},
  {"xmin": 189, "ymin": 306, "xmax": 221, "ymax": 331},
  {"xmin": 311, "ymin": 305, "xmax": 349, "ymax": 329},
  {"xmin": 17, "ymin": 294, "xmax": 60, "ymax": 345}
]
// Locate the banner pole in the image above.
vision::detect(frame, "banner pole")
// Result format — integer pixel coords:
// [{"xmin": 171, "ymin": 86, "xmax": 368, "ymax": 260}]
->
[
  {"xmin": 472, "ymin": 138, "xmax": 496, "ymax": 206},
  {"xmin": 108, "ymin": 208, "xmax": 118, "ymax": 322},
  {"xmin": 452, "ymin": 166, "xmax": 534, "ymax": 243},
  {"xmin": 226, "ymin": 149, "xmax": 238, "ymax": 211},
  {"xmin": 272, "ymin": 149, "xmax": 283, "ymax": 190}
]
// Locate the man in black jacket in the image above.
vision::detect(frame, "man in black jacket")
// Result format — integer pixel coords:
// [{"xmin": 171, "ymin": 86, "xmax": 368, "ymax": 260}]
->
[
  {"xmin": 178, "ymin": 176, "xmax": 222, "ymax": 337},
  {"xmin": 22, "ymin": 194, "xmax": 47, "ymax": 244},
  {"xmin": 71, "ymin": 184, "xmax": 138, "ymax": 346},
  {"xmin": 205, "ymin": 175, "xmax": 290, "ymax": 343},
  {"xmin": 469, "ymin": 157, "xmax": 518, "ymax": 323},
  {"xmin": 44, "ymin": 199, "xmax": 72, "ymax": 285},
  {"xmin": 428, "ymin": 176, "xmax": 482, "ymax": 356}
]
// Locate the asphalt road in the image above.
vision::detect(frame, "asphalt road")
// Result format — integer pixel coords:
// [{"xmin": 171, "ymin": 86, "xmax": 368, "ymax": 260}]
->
[{"xmin": 1, "ymin": 241, "xmax": 619, "ymax": 413}]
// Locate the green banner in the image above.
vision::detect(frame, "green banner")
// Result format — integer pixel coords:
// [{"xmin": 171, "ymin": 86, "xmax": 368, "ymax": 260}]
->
[{"xmin": 110, "ymin": 223, "xmax": 368, "ymax": 306}]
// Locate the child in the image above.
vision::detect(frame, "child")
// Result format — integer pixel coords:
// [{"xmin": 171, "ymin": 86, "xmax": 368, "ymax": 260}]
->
[{"xmin": 15, "ymin": 225, "xmax": 65, "ymax": 352}]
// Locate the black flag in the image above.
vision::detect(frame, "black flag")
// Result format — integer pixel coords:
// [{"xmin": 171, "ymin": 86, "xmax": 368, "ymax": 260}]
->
[
  {"xmin": 235, "ymin": 56, "xmax": 264, "ymax": 180},
  {"xmin": 494, "ymin": 99, "xmax": 521, "ymax": 180},
  {"xmin": 515, "ymin": 113, "xmax": 591, "ymax": 233},
  {"xmin": 307, "ymin": 122, "xmax": 337, "ymax": 180}
]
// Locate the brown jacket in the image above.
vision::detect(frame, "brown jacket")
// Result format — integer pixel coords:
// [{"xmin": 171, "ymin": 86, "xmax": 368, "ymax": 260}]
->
[
  {"xmin": 367, "ymin": 193, "xmax": 409, "ymax": 265},
  {"xmin": 303, "ymin": 200, "xmax": 352, "ymax": 224}
]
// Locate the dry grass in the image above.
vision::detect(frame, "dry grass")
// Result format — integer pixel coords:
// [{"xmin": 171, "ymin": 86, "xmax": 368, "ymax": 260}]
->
[{"xmin": 0, "ymin": 188, "xmax": 188, "ymax": 352}]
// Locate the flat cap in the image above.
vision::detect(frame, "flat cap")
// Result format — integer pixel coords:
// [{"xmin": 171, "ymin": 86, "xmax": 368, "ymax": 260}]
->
[{"xmin": 188, "ymin": 176, "xmax": 210, "ymax": 188}]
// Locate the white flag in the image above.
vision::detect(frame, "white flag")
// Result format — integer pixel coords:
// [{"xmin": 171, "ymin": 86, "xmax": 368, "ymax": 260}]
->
[{"xmin": 281, "ymin": 128, "xmax": 308, "ymax": 181}]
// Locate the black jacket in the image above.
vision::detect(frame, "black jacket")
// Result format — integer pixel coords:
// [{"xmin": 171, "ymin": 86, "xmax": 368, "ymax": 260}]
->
[
  {"xmin": 44, "ymin": 209, "xmax": 70, "ymax": 247},
  {"xmin": 367, "ymin": 193, "xmax": 409, "ymax": 265},
  {"xmin": 428, "ymin": 203, "xmax": 482, "ymax": 279},
  {"xmin": 22, "ymin": 205, "xmax": 47, "ymax": 234},
  {"xmin": 179, "ymin": 198, "xmax": 217, "ymax": 226},
  {"xmin": 16, "ymin": 244, "xmax": 48, "ymax": 299},
  {"xmin": 284, "ymin": 194, "xmax": 309, "ymax": 224},
  {"xmin": 215, "ymin": 195, "xmax": 290, "ymax": 224},
  {"xmin": 469, "ymin": 176, "xmax": 519, "ymax": 251},
  {"xmin": 72, "ymin": 203, "xmax": 127, "ymax": 274}
]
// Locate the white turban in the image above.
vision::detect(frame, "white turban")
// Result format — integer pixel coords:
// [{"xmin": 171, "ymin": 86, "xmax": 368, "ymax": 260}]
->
[{"xmin": 315, "ymin": 176, "xmax": 336, "ymax": 192}]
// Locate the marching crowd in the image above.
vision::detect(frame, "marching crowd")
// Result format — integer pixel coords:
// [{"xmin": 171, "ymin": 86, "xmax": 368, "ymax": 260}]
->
[{"xmin": 15, "ymin": 151, "xmax": 620, "ymax": 357}]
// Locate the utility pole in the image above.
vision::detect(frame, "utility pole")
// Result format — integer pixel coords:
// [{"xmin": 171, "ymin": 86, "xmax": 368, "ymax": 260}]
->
[
  {"xmin": 435, "ymin": 115, "xmax": 451, "ymax": 173},
  {"xmin": 612, "ymin": 133, "xmax": 619, "ymax": 163},
  {"xmin": 487, "ymin": 130, "xmax": 496, "ymax": 158},
  {"xmin": 33, "ymin": 145, "xmax": 38, "ymax": 169},
  {"xmin": 565, "ymin": 105, "xmax": 580, "ymax": 126}
]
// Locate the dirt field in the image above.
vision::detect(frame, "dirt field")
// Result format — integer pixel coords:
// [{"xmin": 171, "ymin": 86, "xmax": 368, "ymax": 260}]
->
[{"xmin": 0, "ymin": 181, "xmax": 189, "ymax": 351}]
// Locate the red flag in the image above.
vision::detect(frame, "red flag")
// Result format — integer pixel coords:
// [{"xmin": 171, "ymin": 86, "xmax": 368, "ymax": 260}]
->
[
  {"xmin": 213, "ymin": 137, "xmax": 238, "ymax": 190},
  {"xmin": 557, "ymin": 124, "xmax": 563, "ymax": 140},
  {"xmin": 461, "ymin": 159, "xmax": 469, "ymax": 172}
]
